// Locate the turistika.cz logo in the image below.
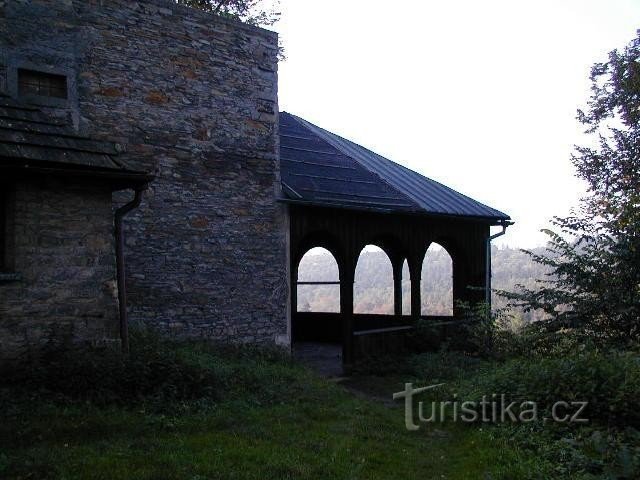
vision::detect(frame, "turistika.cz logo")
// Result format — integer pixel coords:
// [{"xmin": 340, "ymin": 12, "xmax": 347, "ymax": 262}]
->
[{"xmin": 392, "ymin": 383, "xmax": 588, "ymax": 431}]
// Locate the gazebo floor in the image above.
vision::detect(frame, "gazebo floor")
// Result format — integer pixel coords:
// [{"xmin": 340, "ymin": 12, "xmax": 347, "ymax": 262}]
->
[{"xmin": 293, "ymin": 341, "xmax": 343, "ymax": 377}]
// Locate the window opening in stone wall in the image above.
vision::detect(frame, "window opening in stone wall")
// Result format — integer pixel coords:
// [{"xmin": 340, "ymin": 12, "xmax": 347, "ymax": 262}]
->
[{"xmin": 18, "ymin": 69, "xmax": 67, "ymax": 99}]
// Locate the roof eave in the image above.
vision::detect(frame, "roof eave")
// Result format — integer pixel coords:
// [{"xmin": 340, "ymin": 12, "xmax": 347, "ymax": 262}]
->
[
  {"xmin": 278, "ymin": 196, "xmax": 511, "ymax": 224},
  {"xmin": 0, "ymin": 161, "xmax": 154, "ymax": 191}
]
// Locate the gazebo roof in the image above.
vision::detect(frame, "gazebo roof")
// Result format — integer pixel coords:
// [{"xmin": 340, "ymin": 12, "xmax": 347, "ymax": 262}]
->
[{"xmin": 279, "ymin": 112, "xmax": 510, "ymax": 223}]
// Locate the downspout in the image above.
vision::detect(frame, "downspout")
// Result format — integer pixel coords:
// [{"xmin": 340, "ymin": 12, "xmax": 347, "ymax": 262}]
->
[
  {"xmin": 115, "ymin": 186, "xmax": 146, "ymax": 354},
  {"xmin": 485, "ymin": 220, "xmax": 513, "ymax": 307}
]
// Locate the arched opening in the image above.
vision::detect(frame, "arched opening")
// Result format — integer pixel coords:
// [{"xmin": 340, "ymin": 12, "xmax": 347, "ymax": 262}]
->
[
  {"xmin": 401, "ymin": 259, "xmax": 411, "ymax": 315},
  {"xmin": 354, "ymin": 245, "xmax": 394, "ymax": 315},
  {"xmin": 421, "ymin": 243, "xmax": 453, "ymax": 316},
  {"xmin": 294, "ymin": 246, "xmax": 342, "ymax": 376},
  {"xmin": 297, "ymin": 247, "xmax": 340, "ymax": 313}
]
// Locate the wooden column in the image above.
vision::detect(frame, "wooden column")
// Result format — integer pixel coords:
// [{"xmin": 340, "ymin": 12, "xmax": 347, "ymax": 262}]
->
[
  {"xmin": 452, "ymin": 257, "xmax": 465, "ymax": 317},
  {"xmin": 392, "ymin": 258, "xmax": 403, "ymax": 316},
  {"xmin": 290, "ymin": 262, "xmax": 298, "ymax": 339},
  {"xmin": 409, "ymin": 255, "xmax": 422, "ymax": 319},
  {"xmin": 340, "ymin": 263, "xmax": 355, "ymax": 367}
]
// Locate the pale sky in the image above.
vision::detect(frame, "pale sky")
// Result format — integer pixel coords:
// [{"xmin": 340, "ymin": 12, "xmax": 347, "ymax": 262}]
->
[{"xmin": 271, "ymin": 0, "xmax": 640, "ymax": 248}]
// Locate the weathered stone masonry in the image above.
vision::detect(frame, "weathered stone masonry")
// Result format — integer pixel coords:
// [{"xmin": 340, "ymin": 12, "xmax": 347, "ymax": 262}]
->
[
  {"xmin": 1, "ymin": 0, "xmax": 288, "ymax": 357},
  {"xmin": 1, "ymin": 181, "xmax": 119, "ymax": 360}
]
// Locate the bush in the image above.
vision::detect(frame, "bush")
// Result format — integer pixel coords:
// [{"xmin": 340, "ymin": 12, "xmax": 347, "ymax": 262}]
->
[
  {"xmin": 0, "ymin": 330, "xmax": 220, "ymax": 404},
  {"xmin": 0, "ymin": 329, "xmax": 306, "ymax": 408},
  {"xmin": 405, "ymin": 348, "xmax": 640, "ymax": 478},
  {"xmin": 407, "ymin": 349, "xmax": 485, "ymax": 383},
  {"xmin": 405, "ymin": 318, "xmax": 446, "ymax": 352},
  {"xmin": 411, "ymin": 301, "xmax": 530, "ymax": 360},
  {"xmin": 482, "ymin": 424, "xmax": 640, "ymax": 480},
  {"xmin": 456, "ymin": 350, "xmax": 640, "ymax": 428}
]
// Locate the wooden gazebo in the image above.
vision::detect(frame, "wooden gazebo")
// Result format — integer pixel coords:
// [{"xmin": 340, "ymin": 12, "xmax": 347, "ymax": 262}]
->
[{"xmin": 279, "ymin": 112, "xmax": 511, "ymax": 367}]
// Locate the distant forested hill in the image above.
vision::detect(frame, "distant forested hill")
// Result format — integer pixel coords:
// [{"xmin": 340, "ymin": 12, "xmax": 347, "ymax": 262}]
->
[{"xmin": 297, "ymin": 246, "xmax": 550, "ymax": 324}]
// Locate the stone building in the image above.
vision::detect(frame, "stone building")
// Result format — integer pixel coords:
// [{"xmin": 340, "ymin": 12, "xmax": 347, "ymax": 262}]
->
[
  {"xmin": 0, "ymin": 0, "xmax": 510, "ymax": 365},
  {"xmin": 1, "ymin": 0, "xmax": 286, "ymax": 360},
  {"xmin": 0, "ymin": 94, "xmax": 152, "ymax": 359}
]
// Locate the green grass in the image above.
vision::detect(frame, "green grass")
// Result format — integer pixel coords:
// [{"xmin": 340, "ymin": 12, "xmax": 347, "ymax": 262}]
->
[
  {"xmin": 0, "ymin": 340, "xmax": 543, "ymax": 480},
  {"xmin": 1, "ymin": 396, "xmax": 513, "ymax": 479},
  {"xmin": 4, "ymin": 337, "xmax": 636, "ymax": 479}
]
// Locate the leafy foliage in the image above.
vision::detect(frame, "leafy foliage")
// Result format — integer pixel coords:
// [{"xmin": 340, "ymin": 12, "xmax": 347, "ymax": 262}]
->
[
  {"xmin": 484, "ymin": 425, "xmax": 640, "ymax": 480},
  {"xmin": 464, "ymin": 351, "xmax": 640, "ymax": 479},
  {"xmin": 455, "ymin": 301, "xmax": 525, "ymax": 358},
  {"xmin": 401, "ymin": 348, "xmax": 640, "ymax": 479},
  {"xmin": 175, "ymin": 0, "xmax": 280, "ymax": 26},
  {"xmin": 455, "ymin": 350, "xmax": 640, "ymax": 428},
  {"xmin": 500, "ymin": 32, "xmax": 640, "ymax": 344},
  {"xmin": 0, "ymin": 328, "xmax": 301, "ymax": 408}
]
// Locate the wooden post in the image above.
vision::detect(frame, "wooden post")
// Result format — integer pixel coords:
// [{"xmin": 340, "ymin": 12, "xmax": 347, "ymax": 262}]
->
[
  {"xmin": 291, "ymin": 262, "xmax": 298, "ymax": 340},
  {"xmin": 340, "ymin": 262, "xmax": 355, "ymax": 368},
  {"xmin": 409, "ymin": 255, "xmax": 422, "ymax": 320},
  {"xmin": 392, "ymin": 258, "xmax": 403, "ymax": 316}
]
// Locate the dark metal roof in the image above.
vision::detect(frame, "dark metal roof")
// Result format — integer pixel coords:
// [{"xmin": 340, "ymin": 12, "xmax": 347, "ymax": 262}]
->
[
  {"xmin": 279, "ymin": 112, "xmax": 510, "ymax": 222},
  {"xmin": 0, "ymin": 95, "xmax": 152, "ymax": 189}
]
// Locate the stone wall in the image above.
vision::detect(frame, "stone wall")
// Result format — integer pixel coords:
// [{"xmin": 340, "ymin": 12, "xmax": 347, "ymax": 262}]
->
[
  {"xmin": 0, "ymin": 1, "xmax": 289, "ymax": 350},
  {"xmin": 0, "ymin": 180, "xmax": 119, "ymax": 361}
]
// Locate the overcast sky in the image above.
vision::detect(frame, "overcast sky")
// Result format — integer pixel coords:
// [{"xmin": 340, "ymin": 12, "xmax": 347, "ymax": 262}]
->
[{"xmin": 271, "ymin": 0, "xmax": 639, "ymax": 248}]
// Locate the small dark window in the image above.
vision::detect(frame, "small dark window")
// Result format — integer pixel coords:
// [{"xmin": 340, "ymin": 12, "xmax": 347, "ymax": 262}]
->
[{"xmin": 18, "ymin": 69, "xmax": 67, "ymax": 99}]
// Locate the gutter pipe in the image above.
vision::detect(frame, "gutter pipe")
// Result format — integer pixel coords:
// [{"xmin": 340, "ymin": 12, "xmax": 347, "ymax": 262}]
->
[
  {"xmin": 485, "ymin": 220, "xmax": 514, "ymax": 307},
  {"xmin": 115, "ymin": 186, "xmax": 146, "ymax": 354}
]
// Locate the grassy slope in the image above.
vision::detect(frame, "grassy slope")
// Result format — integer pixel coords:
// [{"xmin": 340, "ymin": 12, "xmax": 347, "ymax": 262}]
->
[
  {"xmin": 0, "ymin": 346, "xmax": 533, "ymax": 480},
  {"xmin": 3, "ymin": 399, "xmax": 502, "ymax": 479}
]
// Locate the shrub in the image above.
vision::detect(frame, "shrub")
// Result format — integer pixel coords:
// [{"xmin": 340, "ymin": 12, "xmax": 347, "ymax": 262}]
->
[
  {"xmin": 0, "ymin": 329, "xmax": 308, "ymax": 408},
  {"xmin": 407, "ymin": 349, "xmax": 485, "ymax": 383},
  {"xmin": 405, "ymin": 318, "xmax": 446, "ymax": 353},
  {"xmin": 456, "ymin": 350, "xmax": 640, "ymax": 428},
  {"xmin": 481, "ymin": 424, "xmax": 640, "ymax": 480},
  {"xmin": 0, "ymin": 330, "xmax": 221, "ymax": 404}
]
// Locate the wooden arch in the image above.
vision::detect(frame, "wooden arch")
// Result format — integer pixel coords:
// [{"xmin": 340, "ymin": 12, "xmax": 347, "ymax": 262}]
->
[{"xmin": 288, "ymin": 204, "xmax": 490, "ymax": 367}]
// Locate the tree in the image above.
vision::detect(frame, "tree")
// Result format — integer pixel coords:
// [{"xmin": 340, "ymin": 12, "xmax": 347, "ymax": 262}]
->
[
  {"xmin": 176, "ymin": 0, "xmax": 280, "ymax": 26},
  {"xmin": 501, "ymin": 31, "xmax": 640, "ymax": 343}
]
